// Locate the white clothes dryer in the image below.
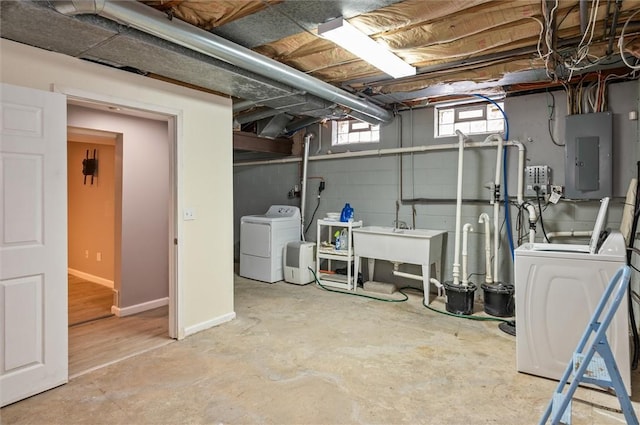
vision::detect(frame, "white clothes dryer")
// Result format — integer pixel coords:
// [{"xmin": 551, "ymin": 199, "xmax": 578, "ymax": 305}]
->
[
  {"xmin": 240, "ymin": 205, "xmax": 301, "ymax": 283},
  {"xmin": 514, "ymin": 231, "xmax": 630, "ymax": 393}
]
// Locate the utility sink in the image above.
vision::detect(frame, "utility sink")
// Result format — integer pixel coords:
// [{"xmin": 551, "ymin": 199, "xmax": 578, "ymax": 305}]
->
[
  {"xmin": 353, "ymin": 226, "xmax": 445, "ymax": 264},
  {"xmin": 352, "ymin": 226, "xmax": 446, "ymax": 302}
]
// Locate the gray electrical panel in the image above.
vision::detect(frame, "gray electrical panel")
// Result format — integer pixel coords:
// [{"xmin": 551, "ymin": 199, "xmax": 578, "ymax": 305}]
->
[{"xmin": 564, "ymin": 112, "xmax": 612, "ymax": 199}]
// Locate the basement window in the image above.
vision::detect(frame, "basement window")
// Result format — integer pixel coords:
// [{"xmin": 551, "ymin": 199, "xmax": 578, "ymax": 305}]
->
[
  {"xmin": 435, "ymin": 101, "xmax": 505, "ymax": 138},
  {"xmin": 332, "ymin": 119, "xmax": 380, "ymax": 145}
]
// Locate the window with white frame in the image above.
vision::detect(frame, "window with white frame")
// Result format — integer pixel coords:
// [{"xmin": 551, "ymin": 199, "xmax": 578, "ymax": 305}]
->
[
  {"xmin": 332, "ymin": 119, "xmax": 380, "ymax": 145},
  {"xmin": 435, "ymin": 101, "xmax": 505, "ymax": 137}
]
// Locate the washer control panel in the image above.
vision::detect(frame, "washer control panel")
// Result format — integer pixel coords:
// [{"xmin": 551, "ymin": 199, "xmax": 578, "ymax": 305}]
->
[{"xmin": 265, "ymin": 205, "xmax": 300, "ymax": 217}]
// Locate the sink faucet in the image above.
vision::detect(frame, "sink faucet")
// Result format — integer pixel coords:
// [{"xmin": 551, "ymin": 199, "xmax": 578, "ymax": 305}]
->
[{"xmin": 394, "ymin": 220, "xmax": 409, "ymax": 229}]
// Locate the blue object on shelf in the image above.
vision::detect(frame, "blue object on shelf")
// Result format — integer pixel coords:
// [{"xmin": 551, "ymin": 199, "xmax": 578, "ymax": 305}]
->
[{"xmin": 340, "ymin": 203, "xmax": 354, "ymax": 222}]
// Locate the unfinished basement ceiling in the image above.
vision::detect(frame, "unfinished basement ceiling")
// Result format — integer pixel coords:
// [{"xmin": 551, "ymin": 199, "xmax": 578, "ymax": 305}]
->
[{"xmin": 2, "ymin": 0, "xmax": 640, "ymax": 149}]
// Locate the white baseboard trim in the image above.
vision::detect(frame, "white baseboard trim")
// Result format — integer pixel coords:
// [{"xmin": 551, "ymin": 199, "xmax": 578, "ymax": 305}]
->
[
  {"xmin": 68, "ymin": 268, "xmax": 114, "ymax": 289},
  {"xmin": 111, "ymin": 297, "xmax": 169, "ymax": 317},
  {"xmin": 183, "ymin": 312, "xmax": 236, "ymax": 337}
]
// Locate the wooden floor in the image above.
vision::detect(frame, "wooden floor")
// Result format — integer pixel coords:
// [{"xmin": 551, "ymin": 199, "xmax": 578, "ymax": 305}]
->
[
  {"xmin": 69, "ymin": 306, "xmax": 171, "ymax": 378},
  {"xmin": 68, "ymin": 275, "xmax": 171, "ymax": 378},
  {"xmin": 68, "ymin": 274, "xmax": 114, "ymax": 326}
]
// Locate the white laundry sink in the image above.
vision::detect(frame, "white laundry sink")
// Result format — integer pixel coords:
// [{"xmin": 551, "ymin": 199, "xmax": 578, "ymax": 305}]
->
[
  {"xmin": 353, "ymin": 226, "xmax": 445, "ymax": 264},
  {"xmin": 352, "ymin": 226, "xmax": 446, "ymax": 303}
]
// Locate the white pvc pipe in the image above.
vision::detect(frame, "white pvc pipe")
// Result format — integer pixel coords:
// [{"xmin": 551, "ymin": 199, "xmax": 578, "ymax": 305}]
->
[
  {"xmin": 390, "ymin": 272, "xmax": 445, "ymax": 296},
  {"xmin": 300, "ymin": 134, "xmax": 312, "ymax": 241},
  {"xmin": 492, "ymin": 202, "xmax": 500, "ymax": 282},
  {"xmin": 235, "ymin": 139, "xmax": 527, "ymax": 210},
  {"xmin": 516, "ymin": 145, "xmax": 525, "ymax": 205},
  {"xmin": 452, "ymin": 130, "xmax": 466, "ymax": 286},
  {"xmin": 485, "ymin": 134, "xmax": 504, "ymax": 200},
  {"xmin": 315, "ymin": 124, "xmax": 323, "ymax": 155},
  {"xmin": 524, "ymin": 203, "xmax": 538, "ymax": 243},
  {"xmin": 235, "ymin": 140, "xmax": 524, "ymax": 168},
  {"xmin": 484, "ymin": 134, "xmax": 503, "ymax": 284},
  {"xmin": 462, "ymin": 223, "xmax": 473, "ymax": 286},
  {"xmin": 478, "ymin": 213, "xmax": 493, "ymax": 284},
  {"xmin": 545, "ymin": 230, "xmax": 593, "ymax": 241},
  {"xmin": 392, "ymin": 270, "xmax": 422, "ymax": 281}
]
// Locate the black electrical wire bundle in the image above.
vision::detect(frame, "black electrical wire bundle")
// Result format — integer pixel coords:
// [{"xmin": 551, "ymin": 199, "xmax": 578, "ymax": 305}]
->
[
  {"xmin": 304, "ymin": 180, "xmax": 325, "ymax": 236},
  {"xmin": 304, "ymin": 197, "xmax": 321, "ymax": 235},
  {"xmin": 535, "ymin": 187, "xmax": 551, "ymax": 243}
]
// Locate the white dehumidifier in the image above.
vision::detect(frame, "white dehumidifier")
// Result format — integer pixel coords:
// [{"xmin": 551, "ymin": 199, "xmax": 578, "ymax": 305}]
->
[{"xmin": 284, "ymin": 241, "xmax": 315, "ymax": 284}]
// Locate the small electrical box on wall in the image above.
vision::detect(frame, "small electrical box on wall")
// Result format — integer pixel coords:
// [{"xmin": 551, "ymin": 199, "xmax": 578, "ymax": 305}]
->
[
  {"xmin": 564, "ymin": 112, "xmax": 612, "ymax": 199},
  {"xmin": 525, "ymin": 165, "xmax": 551, "ymax": 197}
]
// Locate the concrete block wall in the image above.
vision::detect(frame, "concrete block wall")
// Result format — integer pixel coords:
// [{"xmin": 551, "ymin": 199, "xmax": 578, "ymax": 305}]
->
[{"xmin": 234, "ymin": 81, "xmax": 639, "ymax": 289}]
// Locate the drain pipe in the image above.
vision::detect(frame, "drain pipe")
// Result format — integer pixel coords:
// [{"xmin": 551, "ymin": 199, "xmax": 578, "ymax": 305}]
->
[
  {"xmin": 391, "ymin": 265, "xmax": 445, "ymax": 296},
  {"xmin": 485, "ymin": 133, "xmax": 503, "ymax": 283},
  {"xmin": 461, "ymin": 223, "xmax": 473, "ymax": 285},
  {"xmin": 53, "ymin": 0, "xmax": 393, "ymax": 125},
  {"xmin": 452, "ymin": 130, "xmax": 466, "ymax": 286},
  {"xmin": 524, "ymin": 203, "xmax": 537, "ymax": 243},
  {"xmin": 300, "ymin": 133, "xmax": 312, "ymax": 241},
  {"xmin": 478, "ymin": 213, "xmax": 493, "ymax": 284},
  {"xmin": 315, "ymin": 124, "xmax": 323, "ymax": 155},
  {"xmin": 235, "ymin": 140, "xmax": 525, "ymax": 169}
]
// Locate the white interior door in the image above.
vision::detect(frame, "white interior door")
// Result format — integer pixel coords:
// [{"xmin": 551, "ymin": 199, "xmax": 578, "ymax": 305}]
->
[{"xmin": 1, "ymin": 83, "xmax": 68, "ymax": 406}]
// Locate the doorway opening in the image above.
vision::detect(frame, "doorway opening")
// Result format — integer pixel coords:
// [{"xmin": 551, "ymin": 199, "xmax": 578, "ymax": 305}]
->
[
  {"xmin": 67, "ymin": 127, "xmax": 117, "ymax": 329},
  {"xmin": 65, "ymin": 99, "xmax": 179, "ymax": 378}
]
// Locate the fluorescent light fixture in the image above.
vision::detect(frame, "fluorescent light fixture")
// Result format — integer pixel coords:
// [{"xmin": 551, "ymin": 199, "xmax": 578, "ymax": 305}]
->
[{"xmin": 318, "ymin": 17, "xmax": 416, "ymax": 79}]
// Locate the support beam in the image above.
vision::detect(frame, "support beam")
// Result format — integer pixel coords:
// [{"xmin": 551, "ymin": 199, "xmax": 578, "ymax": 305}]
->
[{"xmin": 233, "ymin": 131, "xmax": 292, "ymax": 155}]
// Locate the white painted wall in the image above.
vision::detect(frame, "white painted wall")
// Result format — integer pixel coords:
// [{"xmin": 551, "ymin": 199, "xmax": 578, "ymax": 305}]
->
[{"xmin": 1, "ymin": 39, "xmax": 234, "ymax": 337}]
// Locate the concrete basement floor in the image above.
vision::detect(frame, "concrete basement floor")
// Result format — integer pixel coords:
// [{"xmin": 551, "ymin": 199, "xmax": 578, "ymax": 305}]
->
[{"xmin": 2, "ymin": 274, "xmax": 640, "ymax": 424}]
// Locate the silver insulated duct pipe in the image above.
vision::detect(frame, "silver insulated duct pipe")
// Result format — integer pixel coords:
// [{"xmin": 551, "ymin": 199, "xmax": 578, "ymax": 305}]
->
[{"xmin": 53, "ymin": 0, "xmax": 394, "ymax": 125}]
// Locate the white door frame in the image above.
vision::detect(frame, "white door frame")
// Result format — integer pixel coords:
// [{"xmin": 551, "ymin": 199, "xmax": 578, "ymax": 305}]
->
[{"xmin": 53, "ymin": 85, "xmax": 183, "ymax": 339}]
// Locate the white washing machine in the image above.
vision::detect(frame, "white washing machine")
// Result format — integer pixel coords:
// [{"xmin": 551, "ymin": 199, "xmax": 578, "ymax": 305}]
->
[
  {"xmin": 240, "ymin": 205, "xmax": 301, "ymax": 283},
  {"xmin": 514, "ymin": 230, "xmax": 630, "ymax": 393}
]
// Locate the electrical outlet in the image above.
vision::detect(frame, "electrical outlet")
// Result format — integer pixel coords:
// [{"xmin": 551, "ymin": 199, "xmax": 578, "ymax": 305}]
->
[
  {"xmin": 548, "ymin": 185, "xmax": 563, "ymax": 204},
  {"xmin": 96, "ymin": 252, "xmax": 102, "ymax": 262},
  {"xmin": 85, "ymin": 250, "xmax": 89, "ymax": 259},
  {"xmin": 525, "ymin": 165, "xmax": 551, "ymax": 197},
  {"xmin": 550, "ymin": 185, "xmax": 563, "ymax": 197},
  {"xmin": 287, "ymin": 185, "xmax": 301, "ymax": 198}
]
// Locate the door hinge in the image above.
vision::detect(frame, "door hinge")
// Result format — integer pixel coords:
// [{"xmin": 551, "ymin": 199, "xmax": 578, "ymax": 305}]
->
[{"xmin": 174, "ymin": 238, "xmax": 178, "ymax": 245}]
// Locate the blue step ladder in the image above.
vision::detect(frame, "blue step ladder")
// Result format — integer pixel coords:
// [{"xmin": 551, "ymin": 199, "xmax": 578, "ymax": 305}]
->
[{"xmin": 539, "ymin": 265, "xmax": 638, "ymax": 425}]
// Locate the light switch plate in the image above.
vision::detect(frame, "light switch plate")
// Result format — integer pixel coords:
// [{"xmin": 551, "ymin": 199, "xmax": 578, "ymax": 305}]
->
[{"xmin": 183, "ymin": 208, "xmax": 196, "ymax": 221}]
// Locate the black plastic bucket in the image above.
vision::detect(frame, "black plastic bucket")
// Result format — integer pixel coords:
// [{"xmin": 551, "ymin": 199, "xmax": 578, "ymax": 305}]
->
[
  {"xmin": 481, "ymin": 282, "xmax": 514, "ymax": 317},
  {"xmin": 443, "ymin": 281, "xmax": 477, "ymax": 315}
]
